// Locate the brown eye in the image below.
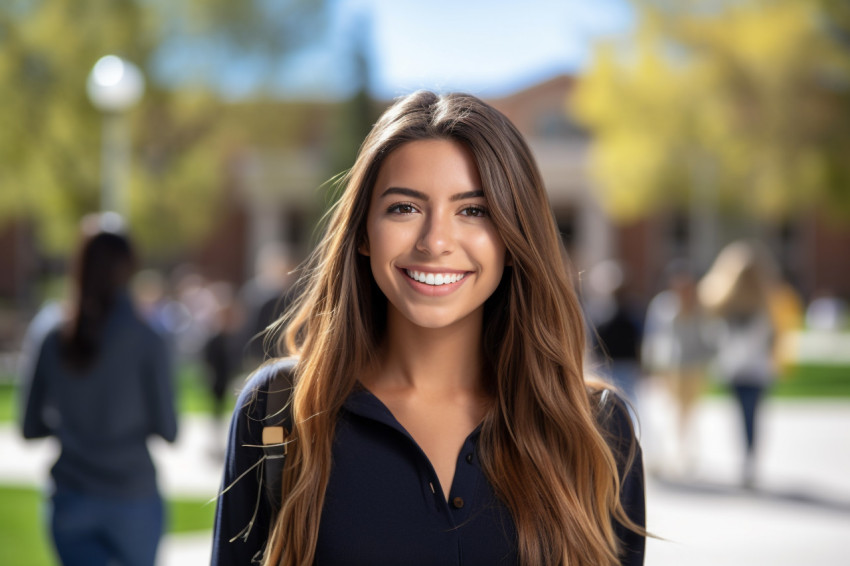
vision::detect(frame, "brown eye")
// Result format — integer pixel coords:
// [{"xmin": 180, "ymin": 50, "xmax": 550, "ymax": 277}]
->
[
  {"xmin": 461, "ymin": 205, "xmax": 488, "ymax": 217},
  {"xmin": 387, "ymin": 203, "xmax": 418, "ymax": 215}
]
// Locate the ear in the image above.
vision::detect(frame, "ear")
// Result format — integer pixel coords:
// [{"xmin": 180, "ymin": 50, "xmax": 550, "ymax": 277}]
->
[
  {"xmin": 358, "ymin": 236, "xmax": 370, "ymax": 256},
  {"xmin": 504, "ymin": 251, "xmax": 513, "ymax": 266}
]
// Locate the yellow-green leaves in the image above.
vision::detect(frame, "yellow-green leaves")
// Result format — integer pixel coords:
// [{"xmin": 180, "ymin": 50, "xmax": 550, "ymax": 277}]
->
[{"xmin": 572, "ymin": 0, "xmax": 850, "ymax": 222}]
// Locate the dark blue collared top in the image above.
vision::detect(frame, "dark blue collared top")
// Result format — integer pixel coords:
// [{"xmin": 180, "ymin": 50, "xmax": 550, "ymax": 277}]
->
[
  {"xmin": 20, "ymin": 293, "xmax": 177, "ymax": 498},
  {"xmin": 212, "ymin": 364, "xmax": 645, "ymax": 565}
]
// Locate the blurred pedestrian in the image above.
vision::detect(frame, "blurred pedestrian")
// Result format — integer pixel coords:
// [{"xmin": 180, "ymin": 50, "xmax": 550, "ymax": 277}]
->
[
  {"xmin": 132, "ymin": 269, "xmax": 179, "ymax": 343},
  {"xmin": 805, "ymin": 289, "xmax": 847, "ymax": 332},
  {"xmin": 202, "ymin": 280, "xmax": 242, "ymax": 457},
  {"xmin": 237, "ymin": 242, "xmax": 297, "ymax": 368},
  {"xmin": 641, "ymin": 259, "xmax": 715, "ymax": 475},
  {"xmin": 586, "ymin": 260, "xmax": 643, "ymax": 423},
  {"xmin": 19, "ymin": 221, "xmax": 178, "ymax": 566},
  {"xmin": 698, "ymin": 241, "xmax": 777, "ymax": 488},
  {"xmin": 169, "ymin": 266, "xmax": 219, "ymax": 361}
]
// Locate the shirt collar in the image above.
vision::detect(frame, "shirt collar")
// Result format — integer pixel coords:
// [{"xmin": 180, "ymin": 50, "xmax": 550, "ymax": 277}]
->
[{"xmin": 342, "ymin": 385, "xmax": 483, "ymax": 440}]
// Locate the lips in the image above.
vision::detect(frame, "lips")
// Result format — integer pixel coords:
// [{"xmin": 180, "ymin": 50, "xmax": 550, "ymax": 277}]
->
[{"xmin": 397, "ymin": 267, "xmax": 471, "ymax": 297}]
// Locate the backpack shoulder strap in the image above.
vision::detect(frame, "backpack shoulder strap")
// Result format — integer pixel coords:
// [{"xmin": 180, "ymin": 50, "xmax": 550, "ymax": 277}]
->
[{"xmin": 261, "ymin": 358, "xmax": 297, "ymax": 514}]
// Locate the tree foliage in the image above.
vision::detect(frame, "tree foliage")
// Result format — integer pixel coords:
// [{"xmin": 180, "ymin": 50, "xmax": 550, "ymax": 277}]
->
[
  {"xmin": 0, "ymin": 0, "xmax": 324, "ymax": 257},
  {"xmin": 571, "ymin": 0, "xmax": 850, "ymax": 223}
]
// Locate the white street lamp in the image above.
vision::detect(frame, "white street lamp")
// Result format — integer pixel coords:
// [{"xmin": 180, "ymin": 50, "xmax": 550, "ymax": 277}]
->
[{"xmin": 86, "ymin": 55, "xmax": 145, "ymax": 216}]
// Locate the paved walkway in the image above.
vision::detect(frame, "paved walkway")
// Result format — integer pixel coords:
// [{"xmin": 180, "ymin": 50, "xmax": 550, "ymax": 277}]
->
[
  {"xmin": 638, "ymin": 385, "xmax": 850, "ymax": 566},
  {"xmin": 3, "ymin": 385, "xmax": 850, "ymax": 565}
]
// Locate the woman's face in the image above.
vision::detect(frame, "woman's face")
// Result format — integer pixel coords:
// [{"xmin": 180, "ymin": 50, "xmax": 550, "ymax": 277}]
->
[{"xmin": 362, "ymin": 139, "xmax": 507, "ymax": 331}]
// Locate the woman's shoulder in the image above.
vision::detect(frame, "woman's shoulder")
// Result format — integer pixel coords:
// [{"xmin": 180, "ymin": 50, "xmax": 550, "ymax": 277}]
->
[
  {"xmin": 116, "ymin": 300, "xmax": 169, "ymax": 346},
  {"xmin": 586, "ymin": 387, "xmax": 644, "ymax": 502},
  {"xmin": 234, "ymin": 357, "xmax": 298, "ymax": 419},
  {"xmin": 589, "ymin": 386, "xmax": 626, "ymax": 417},
  {"xmin": 587, "ymin": 386, "xmax": 637, "ymax": 447},
  {"xmin": 40, "ymin": 326, "xmax": 63, "ymax": 349}
]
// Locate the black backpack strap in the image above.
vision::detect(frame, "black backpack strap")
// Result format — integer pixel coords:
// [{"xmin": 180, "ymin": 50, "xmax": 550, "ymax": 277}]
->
[{"xmin": 261, "ymin": 358, "xmax": 297, "ymax": 514}]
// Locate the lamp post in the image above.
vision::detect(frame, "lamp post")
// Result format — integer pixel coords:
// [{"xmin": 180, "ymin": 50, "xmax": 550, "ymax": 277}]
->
[{"xmin": 86, "ymin": 55, "xmax": 145, "ymax": 216}]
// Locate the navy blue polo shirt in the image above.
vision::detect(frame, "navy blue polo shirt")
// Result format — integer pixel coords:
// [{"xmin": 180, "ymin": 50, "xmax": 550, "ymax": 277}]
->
[{"xmin": 212, "ymin": 364, "xmax": 645, "ymax": 565}]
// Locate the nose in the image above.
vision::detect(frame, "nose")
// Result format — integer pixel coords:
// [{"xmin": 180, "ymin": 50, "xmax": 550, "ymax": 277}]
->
[{"xmin": 416, "ymin": 212, "xmax": 454, "ymax": 256}]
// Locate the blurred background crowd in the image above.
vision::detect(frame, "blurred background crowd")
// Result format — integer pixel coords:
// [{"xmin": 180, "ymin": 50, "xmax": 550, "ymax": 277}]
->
[{"xmin": 1, "ymin": 1, "xmax": 849, "ymax": 565}]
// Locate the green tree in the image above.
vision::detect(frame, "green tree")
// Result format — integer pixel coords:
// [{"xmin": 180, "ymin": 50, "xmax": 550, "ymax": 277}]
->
[
  {"xmin": 571, "ymin": 0, "xmax": 850, "ymax": 224},
  {"xmin": 0, "ymin": 0, "xmax": 324, "ymax": 257}
]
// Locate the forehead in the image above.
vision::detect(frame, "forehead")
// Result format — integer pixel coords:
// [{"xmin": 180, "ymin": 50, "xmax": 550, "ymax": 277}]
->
[{"xmin": 372, "ymin": 139, "xmax": 482, "ymax": 197}]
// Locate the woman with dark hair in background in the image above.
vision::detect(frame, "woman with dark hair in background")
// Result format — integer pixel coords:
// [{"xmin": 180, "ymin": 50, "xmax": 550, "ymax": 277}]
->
[
  {"xmin": 213, "ymin": 91, "xmax": 645, "ymax": 566},
  {"xmin": 20, "ymin": 224, "xmax": 178, "ymax": 566}
]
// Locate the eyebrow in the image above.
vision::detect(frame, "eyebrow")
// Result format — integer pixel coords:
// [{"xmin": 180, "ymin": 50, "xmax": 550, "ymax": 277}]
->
[{"xmin": 379, "ymin": 187, "xmax": 485, "ymax": 201}]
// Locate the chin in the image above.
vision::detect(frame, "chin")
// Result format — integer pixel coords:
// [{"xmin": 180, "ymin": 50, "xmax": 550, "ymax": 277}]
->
[
  {"xmin": 397, "ymin": 305, "xmax": 479, "ymax": 332},
  {"xmin": 402, "ymin": 313, "xmax": 454, "ymax": 330}
]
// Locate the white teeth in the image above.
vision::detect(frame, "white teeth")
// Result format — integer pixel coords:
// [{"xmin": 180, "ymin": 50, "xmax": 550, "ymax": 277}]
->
[{"xmin": 405, "ymin": 270, "xmax": 466, "ymax": 286}]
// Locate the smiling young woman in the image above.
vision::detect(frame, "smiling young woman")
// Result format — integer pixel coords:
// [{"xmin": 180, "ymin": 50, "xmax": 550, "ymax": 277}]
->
[
  {"xmin": 212, "ymin": 91, "xmax": 646, "ymax": 566},
  {"xmin": 362, "ymin": 138, "xmax": 507, "ymax": 331}
]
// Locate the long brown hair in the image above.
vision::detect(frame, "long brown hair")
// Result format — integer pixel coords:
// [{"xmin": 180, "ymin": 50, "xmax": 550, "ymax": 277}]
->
[{"xmin": 265, "ymin": 91, "xmax": 640, "ymax": 566}]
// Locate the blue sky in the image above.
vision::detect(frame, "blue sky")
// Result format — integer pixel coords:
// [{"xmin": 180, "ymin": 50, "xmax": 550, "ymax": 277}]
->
[
  {"xmin": 363, "ymin": 0, "xmax": 634, "ymax": 98},
  {"xmin": 211, "ymin": 0, "xmax": 635, "ymax": 100}
]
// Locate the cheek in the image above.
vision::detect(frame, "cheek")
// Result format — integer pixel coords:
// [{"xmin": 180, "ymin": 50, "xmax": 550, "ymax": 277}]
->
[
  {"xmin": 365, "ymin": 222, "xmax": 403, "ymax": 288},
  {"xmin": 368, "ymin": 220, "xmax": 420, "ymax": 261},
  {"xmin": 364, "ymin": 214, "xmax": 385, "ymax": 259},
  {"xmin": 476, "ymin": 228, "xmax": 507, "ymax": 269},
  {"xmin": 365, "ymin": 222, "xmax": 389, "ymax": 265}
]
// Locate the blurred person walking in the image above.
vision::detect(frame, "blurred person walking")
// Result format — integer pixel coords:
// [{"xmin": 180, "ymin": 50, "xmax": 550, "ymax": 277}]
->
[
  {"xmin": 586, "ymin": 260, "xmax": 643, "ymax": 423},
  {"xmin": 237, "ymin": 242, "xmax": 298, "ymax": 368},
  {"xmin": 202, "ymin": 281, "xmax": 243, "ymax": 458},
  {"xmin": 641, "ymin": 260, "xmax": 715, "ymax": 475},
  {"xmin": 19, "ymin": 223, "xmax": 178, "ymax": 566},
  {"xmin": 698, "ymin": 241, "xmax": 777, "ymax": 488}
]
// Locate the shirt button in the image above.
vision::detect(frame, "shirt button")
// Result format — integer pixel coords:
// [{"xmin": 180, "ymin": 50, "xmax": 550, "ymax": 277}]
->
[
  {"xmin": 452, "ymin": 497, "xmax": 465, "ymax": 509},
  {"xmin": 465, "ymin": 453, "xmax": 473, "ymax": 463}
]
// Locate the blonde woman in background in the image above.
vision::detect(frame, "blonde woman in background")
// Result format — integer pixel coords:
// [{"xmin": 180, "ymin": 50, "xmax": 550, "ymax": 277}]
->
[{"xmin": 699, "ymin": 241, "xmax": 778, "ymax": 488}]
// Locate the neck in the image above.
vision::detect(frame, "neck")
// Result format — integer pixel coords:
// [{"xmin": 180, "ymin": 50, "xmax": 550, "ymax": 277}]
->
[{"xmin": 372, "ymin": 306, "xmax": 486, "ymax": 396}]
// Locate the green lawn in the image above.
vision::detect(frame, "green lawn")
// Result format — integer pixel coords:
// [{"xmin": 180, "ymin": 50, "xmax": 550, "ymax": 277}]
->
[
  {"xmin": 0, "ymin": 484, "xmax": 214, "ymax": 566},
  {"xmin": 699, "ymin": 363, "xmax": 850, "ymax": 398},
  {"xmin": 0, "ymin": 362, "xmax": 224, "ymax": 566},
  {"xmin": 772, "ymin": 363, "xmax": 850, "ymax": 397}
]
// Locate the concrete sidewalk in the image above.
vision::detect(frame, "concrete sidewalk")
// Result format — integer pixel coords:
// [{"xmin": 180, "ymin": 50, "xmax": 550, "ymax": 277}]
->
[
  {"xmin": 3, "ymin": 390, "xmax": 850, "ymax": 565},
  {"xmin": 639, "ymin": 387, "xmax": 850, "ymax": 566}
]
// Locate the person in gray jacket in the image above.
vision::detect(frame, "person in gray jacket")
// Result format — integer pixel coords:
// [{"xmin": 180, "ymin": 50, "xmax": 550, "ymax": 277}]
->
[{"xmin": 20, "ymin": 224, "xmax": 177, "ymax": 566}]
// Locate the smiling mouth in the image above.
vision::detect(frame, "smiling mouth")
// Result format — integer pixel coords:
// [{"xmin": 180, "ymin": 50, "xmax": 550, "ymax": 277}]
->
[{"xmin": 404, "ymin": 269, "xmax": 468, "ymax": 286}]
